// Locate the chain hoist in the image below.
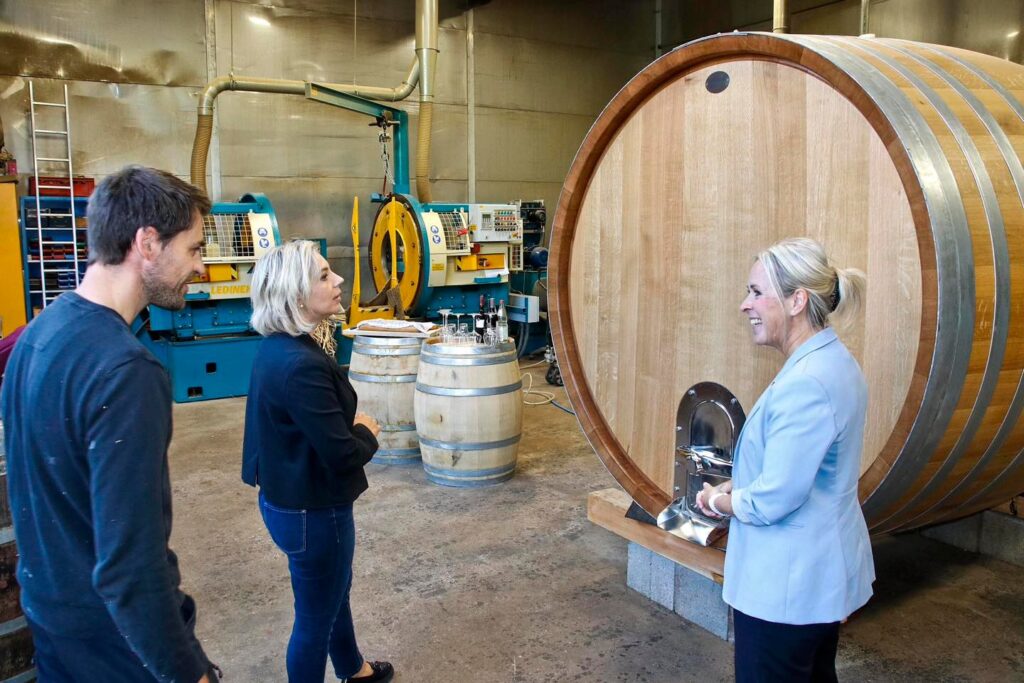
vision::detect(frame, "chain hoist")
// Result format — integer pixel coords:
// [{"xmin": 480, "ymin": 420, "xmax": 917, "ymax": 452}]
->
[{"xmin": 372, "ymin": 114, "xmax": 395, "ymax": 195}]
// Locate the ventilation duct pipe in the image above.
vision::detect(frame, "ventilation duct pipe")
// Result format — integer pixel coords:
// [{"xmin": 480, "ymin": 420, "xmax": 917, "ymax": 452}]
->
[
  {"xmin": 190, "ymin": 58, "xmax": 421, "ymax": 193},
  {"xmin": 773, "ymin": 0, "xmax": 789, "ymax": 33},
  {"xmin": 414, "ymin": 0, "xmax": 439, "ymax": 203}
]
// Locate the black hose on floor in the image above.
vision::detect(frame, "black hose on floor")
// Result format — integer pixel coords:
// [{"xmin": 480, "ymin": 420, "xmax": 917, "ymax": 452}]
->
[{"xmin": 516, "ymin": 319, "xmax": 530, "ymax": 358}]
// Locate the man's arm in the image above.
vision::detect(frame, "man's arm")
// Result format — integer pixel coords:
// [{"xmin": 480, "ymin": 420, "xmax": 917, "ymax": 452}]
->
[{"xmin": 87, "ymin": 357, "xmax": 209, "ymax": 683}]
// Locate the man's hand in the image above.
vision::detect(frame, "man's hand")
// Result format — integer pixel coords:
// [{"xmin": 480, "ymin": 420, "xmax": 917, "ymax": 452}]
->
[{"xmin": 354, "ymin": 412, "xmax": 381, "ymax": 437}]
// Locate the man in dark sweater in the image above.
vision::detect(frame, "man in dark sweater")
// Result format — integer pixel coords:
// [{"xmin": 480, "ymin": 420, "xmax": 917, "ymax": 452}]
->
[{"xmin": 0, "ymin": 166, "xmax": 217, "ymax": 682}]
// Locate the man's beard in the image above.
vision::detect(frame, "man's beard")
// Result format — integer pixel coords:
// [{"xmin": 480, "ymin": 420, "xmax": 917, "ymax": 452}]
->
[{"xmin": 143, "ymin": 272, "xmax": 189, "ymax": 311}]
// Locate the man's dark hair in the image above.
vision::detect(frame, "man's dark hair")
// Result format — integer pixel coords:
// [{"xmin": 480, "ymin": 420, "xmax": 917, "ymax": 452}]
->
[{"xmin": 86, "ymin": 166, "xmax": 211, "ymax": 265}]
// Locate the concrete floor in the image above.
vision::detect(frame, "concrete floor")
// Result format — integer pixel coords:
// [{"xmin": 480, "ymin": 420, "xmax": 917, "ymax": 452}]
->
[{"xmin": 169, "ymin": 366, "xmax": 1024, "ymax": 682}]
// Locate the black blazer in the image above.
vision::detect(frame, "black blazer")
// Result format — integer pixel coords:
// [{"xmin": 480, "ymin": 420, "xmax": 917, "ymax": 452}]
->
[{"xmin": 242, "ymin": 333, "xmax": 378, "ymax": 509}]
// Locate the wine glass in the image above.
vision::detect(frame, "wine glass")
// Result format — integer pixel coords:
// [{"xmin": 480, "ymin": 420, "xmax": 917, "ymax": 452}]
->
[{"xmin": 438, "ymin": 308, "xmax": 452, "ymax": 343}]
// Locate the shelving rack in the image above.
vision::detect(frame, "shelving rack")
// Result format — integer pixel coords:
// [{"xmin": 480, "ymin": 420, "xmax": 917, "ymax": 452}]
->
[{"xmin": 24, "ymin": 82, "xmax": 87, "ymax": 318}]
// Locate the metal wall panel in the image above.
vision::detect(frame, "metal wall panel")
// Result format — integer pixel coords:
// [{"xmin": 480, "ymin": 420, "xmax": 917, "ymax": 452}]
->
[
  {"xmin": 867, "ymin": 0, "xmax": 1024, "ymax": 62},
  {"xmin": 0, "ymin": 77, "xmax": 197, "ymax": 180},
  {"xmin": 226, "ymin": 0, "xmax": 469, "ymax": 27},
  {"xmin": 0, "ymin": 0, "xmax": 206, "ymax": 85},
  {"xmin": 662, "ymin": 1, "xmax": 849, "ymax": 47},
  {"xmin": 0, "ymin": 0, "xmax": 659, "ymax": 270},
  {"xmin": 473, "ymin": 0, "xmax": 656, "ymax": 53},
  {"xmin": 215, "ymin": 1, "xmax": 466, "ymax": 105},
  {"xmin": 214, "ymin": 97, "xmax": 467, "ymax": 184},
  {"xmin": 473, "ymin": 31, "xmax": 651, "ymax": 116},
  {"xmin": 474, "ymin": 108, "xmax": 594, "ymax": 184}
]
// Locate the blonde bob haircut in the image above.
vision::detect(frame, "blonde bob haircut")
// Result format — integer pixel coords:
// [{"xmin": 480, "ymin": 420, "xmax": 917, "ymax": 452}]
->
[
  {"xmin": 758, "ymin": 237, "xmax": 866, "ymax": 332},
  {"xmin": 250, "ymin": 240, "xmax": 323, "ymax": 337}
]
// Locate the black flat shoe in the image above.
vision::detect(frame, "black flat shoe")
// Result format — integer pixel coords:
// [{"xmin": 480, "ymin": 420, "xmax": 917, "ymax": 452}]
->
[{"xmin": 347, "ymin": 660, "xmax": 394, "ymax": 683}]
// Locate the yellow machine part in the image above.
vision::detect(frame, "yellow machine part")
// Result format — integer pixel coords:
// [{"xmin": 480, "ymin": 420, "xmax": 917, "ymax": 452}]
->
[
  {"xmin": 369, "ymin": 198, "xmax": 422, "ymax": 313},
  {"xmin": 206, "ymin": 264, "xmax": 238, "ymax": 282},
  {"xmin": 456, "ymin": 253, "xmax": 505, "ymax": 272}
]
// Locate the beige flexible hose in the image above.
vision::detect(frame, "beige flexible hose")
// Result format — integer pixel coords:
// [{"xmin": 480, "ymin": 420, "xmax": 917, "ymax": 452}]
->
[
  {"xmin": 190, "ymin": 113, "xmax": 214, "ymax": 193},
  {"xmin": 416, "ymin": 101, "xmax": 433, "ymax": 203}
]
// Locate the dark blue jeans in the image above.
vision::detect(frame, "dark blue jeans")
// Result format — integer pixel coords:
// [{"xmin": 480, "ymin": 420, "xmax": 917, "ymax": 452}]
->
[{"xmin": 259, "ymin": 491, "xmax": 364, "ymax": 682}]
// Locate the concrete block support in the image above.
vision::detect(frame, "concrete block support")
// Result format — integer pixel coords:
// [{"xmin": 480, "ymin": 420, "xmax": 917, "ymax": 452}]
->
[
  {"xmin": 922, "ymin": 511, "xmax": 1024, "ymax": 567},
  {"xmin": 626, "ymin": 542, "xmax": 733, "ymax": 640}
]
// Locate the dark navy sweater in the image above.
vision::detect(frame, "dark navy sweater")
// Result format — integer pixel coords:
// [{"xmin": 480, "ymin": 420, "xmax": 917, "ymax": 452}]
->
[{"xmin": 0, "ymin": 293, "xmax": 208, "ymax": 682}]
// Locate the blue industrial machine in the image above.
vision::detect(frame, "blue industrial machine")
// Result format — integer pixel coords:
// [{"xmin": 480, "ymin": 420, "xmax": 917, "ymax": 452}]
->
[
  {"xmin": 365, "ymin": 195, "xmax": 525, "ymax": 319},
  {"xmin": 300, "ymin": 85, "xmax": 540, "ymax": 332},
  {"xmin": 509, "ymin": 199, "xmax": 549, "ymax": 357},
  {"xmin": 145, "ymin": 82, "xmax": 543, "ymax": 393},
  {"xmin": 138, "ymin": 193, "xmax": 282, "ymax": 402}
]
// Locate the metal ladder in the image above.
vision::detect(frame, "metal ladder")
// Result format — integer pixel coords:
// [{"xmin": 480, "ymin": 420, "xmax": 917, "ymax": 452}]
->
[{"xmin": 28, "ymin": 81, "xmax": 79, "ymax": 310}]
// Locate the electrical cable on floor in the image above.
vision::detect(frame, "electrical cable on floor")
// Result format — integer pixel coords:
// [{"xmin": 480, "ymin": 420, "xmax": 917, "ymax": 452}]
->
[
  {"xmin": 520, "ymin": 368, "xmax": 576, "ymax": 415},
  {"xmin": 550, "ymin": 399, "xmax": 575, "ymax": 416},
  {"xmin": 521, "ymin": 371, "xmax": 556, "ymax": 406}
]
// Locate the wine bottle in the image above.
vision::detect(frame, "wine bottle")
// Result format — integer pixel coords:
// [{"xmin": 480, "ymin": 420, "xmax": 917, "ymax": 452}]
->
[
  {"xmin": 475, "ymin": 295, "xmax": 487, "ymax": 338},
  {"xmin": 488, "ymin": 298, "xmax": 498, "ymax": 329},
  {"xmin": 496, "ymin": 300, "xmax": 509, "ymax": 343}
]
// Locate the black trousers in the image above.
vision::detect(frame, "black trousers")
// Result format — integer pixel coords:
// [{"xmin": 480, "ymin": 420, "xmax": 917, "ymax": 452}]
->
[{"xmin": 734, "ymin": 609, "xmax": 841, "ymax": 683}]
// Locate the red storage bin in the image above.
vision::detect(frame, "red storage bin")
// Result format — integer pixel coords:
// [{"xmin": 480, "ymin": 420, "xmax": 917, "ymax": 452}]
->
[{"xmin": 28, "ymin": 175, "xmax": 95, "ymax": 197}]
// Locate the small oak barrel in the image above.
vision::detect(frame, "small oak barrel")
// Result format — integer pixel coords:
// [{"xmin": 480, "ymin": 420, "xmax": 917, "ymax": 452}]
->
[
  {"xmin": 348, "ymin": 336, "xmax": 421, "ymax": 466},
  {"xmin": 414, "ymin": 341, "xmax": 523, "ymax": 487},
  {"xmin": 0, "ymin": 421, "xmax": 36, "ymax": 681},
  {"xmin": 549, "ymin": 32, "xmax": 1024, "ymax": 533}
]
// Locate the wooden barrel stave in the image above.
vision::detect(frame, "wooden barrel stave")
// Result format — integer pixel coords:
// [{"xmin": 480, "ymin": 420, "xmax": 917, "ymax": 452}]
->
[
  {"xmin": 834, "ymin": 36, "xmax": 1007, "ymax": 529},
  {"xmin": 348, "ymin": 336, "xmax": 421, "ymax": 466},
  {"xmin": 838, "ymin": 37, "xmax": 1024, "ymax": 530},
  {"xmin": 550, "ymin": 32, "xmax": 1024, "ymax": 534},
  {"xmin": 414, "ymin": 342, "xmax": 523, "ymax": 487}
]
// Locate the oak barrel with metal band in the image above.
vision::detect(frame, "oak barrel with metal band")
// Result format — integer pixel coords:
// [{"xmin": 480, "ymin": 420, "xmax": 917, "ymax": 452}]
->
[
  {"xmin": 0, "ymin": 422, "xmax": 36, "ymax": 681},
  {"xmin": 549, "ymin": 32, "xmax": 1024, "ymax": 533},
  {"xmin": 414, "ymin": 341, "xmax": 523, "ymax": 487},
  {"xmin": 348, "ymin": 336, "xmax": 421, "ymax": 466}
]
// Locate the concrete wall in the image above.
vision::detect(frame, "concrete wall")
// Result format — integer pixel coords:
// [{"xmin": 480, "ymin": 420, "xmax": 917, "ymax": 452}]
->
[{"xmin": 0, "ymin": 0, "xmax": 658, "ymax": 293}]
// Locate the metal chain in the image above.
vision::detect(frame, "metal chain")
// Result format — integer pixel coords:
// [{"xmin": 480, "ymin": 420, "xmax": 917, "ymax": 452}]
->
[{"xmin": 379, "ymin": 128, "xmax": 394, "ymax": 194}]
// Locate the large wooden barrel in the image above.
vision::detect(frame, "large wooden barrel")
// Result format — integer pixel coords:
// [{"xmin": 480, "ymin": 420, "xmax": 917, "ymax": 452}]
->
[
  {"xmin": 414, "ymin": 341, "xmax": 523, "ymax": 487},
  {"xmin": 0, "ymin": 422, "xmax": 36, "ymax": 681},
  {"xmin": 549, "ymin": 32, "xmax": 1024, "ymax": 534},
  {"xmin": 348, "ymin": 336, "xmax": 421, "ymax": 466}
]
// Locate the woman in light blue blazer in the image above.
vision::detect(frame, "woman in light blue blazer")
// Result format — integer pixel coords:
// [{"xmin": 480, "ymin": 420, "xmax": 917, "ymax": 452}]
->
[{"xmin": 696, "ymin": 237, "xmax": 874, "ymax": 682}]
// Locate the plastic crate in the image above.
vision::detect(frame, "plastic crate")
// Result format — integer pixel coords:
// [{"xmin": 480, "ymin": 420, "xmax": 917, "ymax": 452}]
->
[{"xmin": 28, "ymin": 175, "xmax": 95, "ymax": 197}]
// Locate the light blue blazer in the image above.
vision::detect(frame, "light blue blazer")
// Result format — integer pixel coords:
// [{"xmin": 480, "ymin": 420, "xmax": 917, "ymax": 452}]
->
[{"xmin": 722, "ymin": 327, "xmax": 875, "ymax": 625}]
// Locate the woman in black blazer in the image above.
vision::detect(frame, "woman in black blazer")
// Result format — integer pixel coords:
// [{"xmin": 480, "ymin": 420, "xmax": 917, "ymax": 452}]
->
[{"xmin": 242, "ymin": 240, "xmax": 393, "ymax": 683}]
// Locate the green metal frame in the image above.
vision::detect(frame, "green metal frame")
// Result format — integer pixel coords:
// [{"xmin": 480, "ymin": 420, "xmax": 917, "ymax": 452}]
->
[{"xmin": 305, "ymin": 83, "xmax": 410, "ymax": 195}]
